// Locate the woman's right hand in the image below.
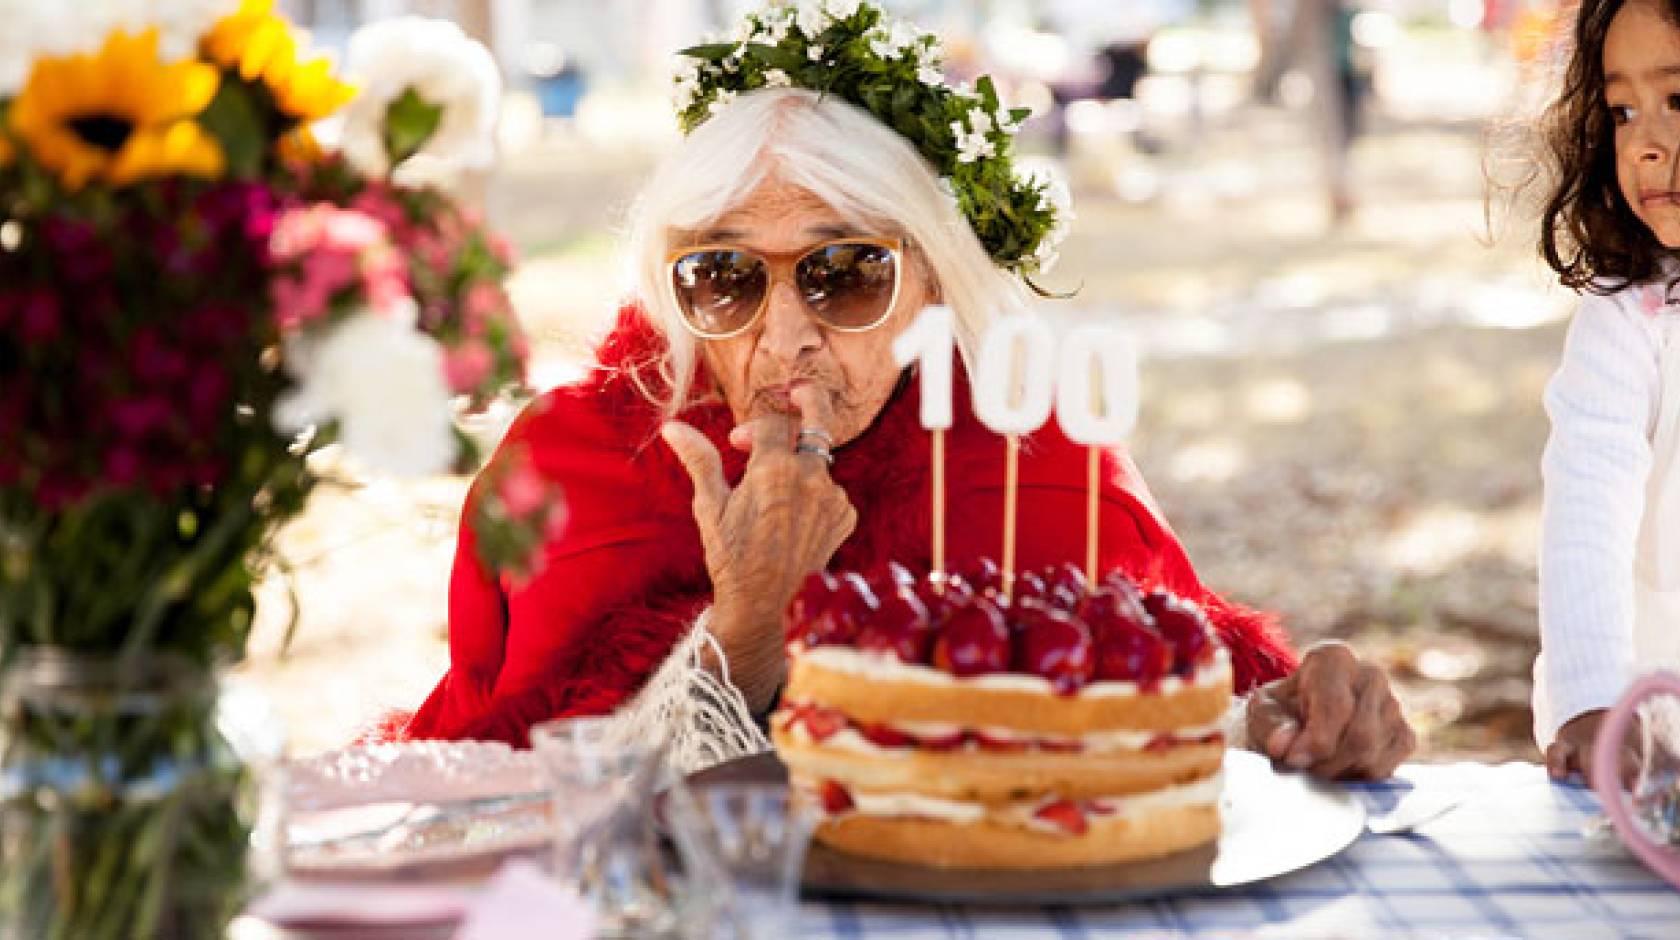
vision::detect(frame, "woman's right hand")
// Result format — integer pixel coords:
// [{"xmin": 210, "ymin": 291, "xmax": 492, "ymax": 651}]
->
[{"xmin": 661, "ymin": 386, "xmax": 857, "ymax": 712}]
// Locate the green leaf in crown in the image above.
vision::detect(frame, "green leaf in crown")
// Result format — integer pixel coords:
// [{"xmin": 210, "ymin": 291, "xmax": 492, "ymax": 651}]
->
[{"xmin": 670, "ymin": 0, "xmax": 1072, "ymax": 280}]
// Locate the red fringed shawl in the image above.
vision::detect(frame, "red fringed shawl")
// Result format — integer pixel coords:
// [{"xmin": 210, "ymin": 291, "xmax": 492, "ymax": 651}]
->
[{"xmin": 398, "ymin": 304, "xmax": 1296, "ymax": 746}]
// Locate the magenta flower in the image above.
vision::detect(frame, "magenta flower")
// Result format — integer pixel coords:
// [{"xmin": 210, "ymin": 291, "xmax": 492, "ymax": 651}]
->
[{"xmin": 443, "ymin": 339, "xmax": 494, "ymax": 394}]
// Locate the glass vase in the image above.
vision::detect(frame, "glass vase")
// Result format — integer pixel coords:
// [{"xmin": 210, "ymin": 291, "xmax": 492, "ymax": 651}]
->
[{"xmin": 0, "ymin": 648, "xmax": 275, "ymax": 940}]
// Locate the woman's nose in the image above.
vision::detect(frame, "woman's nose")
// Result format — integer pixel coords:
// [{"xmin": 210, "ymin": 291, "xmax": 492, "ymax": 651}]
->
[{"xmin": 758, "ymin": 278, "xmax": 822, "ymax": 361}]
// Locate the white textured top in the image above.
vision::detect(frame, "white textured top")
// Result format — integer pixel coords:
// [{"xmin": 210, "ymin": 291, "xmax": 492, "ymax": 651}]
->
[{"xmin": 1537, "ymin": 285, "xmax": 1673, "ymax": 743}]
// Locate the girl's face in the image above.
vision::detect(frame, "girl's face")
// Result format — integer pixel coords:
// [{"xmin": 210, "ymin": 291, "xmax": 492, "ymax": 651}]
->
[{"xmin": 1608, "ymin": 0, "xmax": 1680, "ymax": 247}]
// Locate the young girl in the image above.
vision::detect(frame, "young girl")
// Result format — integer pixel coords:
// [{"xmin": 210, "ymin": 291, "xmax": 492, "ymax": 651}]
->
[{"xmin": 1534, "ymin": 0, "xmax": 1680, "ymax": 781}]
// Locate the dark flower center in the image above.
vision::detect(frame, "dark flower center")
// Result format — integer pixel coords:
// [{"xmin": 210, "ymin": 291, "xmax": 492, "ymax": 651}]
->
[{"xmin": 67, "ymin": 114, "xmax": 134, "ymax": 153}]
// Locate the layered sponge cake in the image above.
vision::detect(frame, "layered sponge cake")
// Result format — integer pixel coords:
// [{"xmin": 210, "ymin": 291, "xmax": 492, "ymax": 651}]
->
[{"xmin": 772, "ymin": 560, "xmax": 1232, "ymax": 869}]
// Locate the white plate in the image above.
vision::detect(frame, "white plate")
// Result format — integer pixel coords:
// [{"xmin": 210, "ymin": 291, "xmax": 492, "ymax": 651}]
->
[
  {"xmin": 686, "ymin": 749, "xmax": 1366, "ymax": 904},
  {"xmin": 284, "ymin": 741, "xmax": 550, "ymax": 876}
]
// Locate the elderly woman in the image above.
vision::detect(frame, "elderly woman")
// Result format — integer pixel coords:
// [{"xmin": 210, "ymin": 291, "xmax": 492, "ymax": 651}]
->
[{"xmin": 402, "ymin": 2, "xmax": 1414, "ymax": 781}]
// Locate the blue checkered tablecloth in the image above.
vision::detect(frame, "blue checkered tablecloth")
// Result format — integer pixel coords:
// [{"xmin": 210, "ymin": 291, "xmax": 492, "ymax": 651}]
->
[{"xmin": 796, "ymin": 763, "xmax": 1680, "ymax": 939}]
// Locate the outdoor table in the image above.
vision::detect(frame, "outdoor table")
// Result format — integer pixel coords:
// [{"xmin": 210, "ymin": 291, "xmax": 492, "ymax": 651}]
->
[{"xmin": 234, "ymin": 761, "xmax": 1680, "ymax": 939}]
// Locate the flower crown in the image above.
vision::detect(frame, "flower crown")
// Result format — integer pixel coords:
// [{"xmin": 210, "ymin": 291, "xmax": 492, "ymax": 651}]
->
[{"xmin": 672, "ymin": 0, "xmax": 1072, "ymax": 280}]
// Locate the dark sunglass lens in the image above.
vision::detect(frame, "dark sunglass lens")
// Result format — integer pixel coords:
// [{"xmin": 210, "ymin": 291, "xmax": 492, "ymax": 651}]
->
[
  {"xmin": 672, "ymin": 250, "xmax": 767, "ymax": 335},
  {"xmin": 796, "ymin": 242, "xmax": 898, "ymax": 328}
]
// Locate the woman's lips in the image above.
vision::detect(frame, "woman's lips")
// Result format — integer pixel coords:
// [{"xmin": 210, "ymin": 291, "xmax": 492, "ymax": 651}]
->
[
  {"xmin": 757, "ymin": 379, "xmax": 812, "ymax": 412},
  {"xmin": 1640, "ymin": 190, "xmax": 1680, "ymax": 207}
]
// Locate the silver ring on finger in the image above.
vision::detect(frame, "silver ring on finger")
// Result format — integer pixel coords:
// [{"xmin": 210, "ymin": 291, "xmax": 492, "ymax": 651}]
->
[
  {"xmin": 796, "ymin": 427, "xmax": 833, "ymax": 449},
  {"xmin": 793, "ymin": 440, "xmax": 834, "ymax": 466}
]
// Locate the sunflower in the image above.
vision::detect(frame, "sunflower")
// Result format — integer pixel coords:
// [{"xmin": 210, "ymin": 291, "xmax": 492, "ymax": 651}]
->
[
  {"xmin": 203, "ymin": 0, "xmax": 355, "ymax": 125},
  {"xmin": 8, "ymin": 29, "xmax": 223, "ymax": 191}
]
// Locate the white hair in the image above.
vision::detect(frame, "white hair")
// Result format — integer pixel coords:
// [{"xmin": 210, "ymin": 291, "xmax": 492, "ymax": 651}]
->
[{"xmin": 623, "ymin": 86, "xmax": 1038, "ymax": 415}]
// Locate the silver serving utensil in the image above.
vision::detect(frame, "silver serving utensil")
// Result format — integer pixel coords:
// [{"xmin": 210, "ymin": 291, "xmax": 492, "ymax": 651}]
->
[
  {"xmin": 1365, "ymin": 791, "xmax": 1466, "ymax": 836},
  {"xmin": 289, "ymin": 791, "xmax": 551, "ymax": 855}
]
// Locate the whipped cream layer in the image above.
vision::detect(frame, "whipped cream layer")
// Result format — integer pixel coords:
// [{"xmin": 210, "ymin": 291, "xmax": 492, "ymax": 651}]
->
[
  {"xmin": 794, "ymin": 644, "xmax": 1232, "ymax": 697},
  {"xmin": 781, "ymin": 709, "xmax": 1225, "ymax": 755},
  {"xmin": 806, "ymin": 772, "xmax": 1225, "ymax": 831}
]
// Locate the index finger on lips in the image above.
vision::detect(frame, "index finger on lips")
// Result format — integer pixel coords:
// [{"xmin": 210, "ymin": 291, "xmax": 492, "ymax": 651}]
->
[{"xmin": 791, "ymin": 382, "xmax": 836, "ymax": 440}]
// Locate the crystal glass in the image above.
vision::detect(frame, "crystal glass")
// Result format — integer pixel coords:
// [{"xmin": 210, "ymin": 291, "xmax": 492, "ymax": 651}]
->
[
  {"xmin": 531, "ymin": 716, "xmax": 682, "ymax": 939},
  {"xmin": 665, "ymin": 781, "xmax": 815, "ymax": 940}
]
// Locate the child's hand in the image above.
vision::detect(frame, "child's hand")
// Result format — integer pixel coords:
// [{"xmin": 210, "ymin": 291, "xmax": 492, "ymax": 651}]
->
[
  {"xmin": 1246, "ymin": 641, "xmax": 1416, "ymax": 780},
  {"xmin": 1546, "ymin": 709, "xmax": 1639, "ymax": 788}
]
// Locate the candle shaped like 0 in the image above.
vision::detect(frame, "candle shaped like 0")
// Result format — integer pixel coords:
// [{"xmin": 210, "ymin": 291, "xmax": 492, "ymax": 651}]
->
[
  {"xmin": 973, "ymin": 315, "xmax": 1057, "ymax": 599},
  {"xmin": 892, "ymin": 305, "xmax": 955, "ymax": 584},
  {"xmin": 1058, "ymin": 326, "xmax": 1140, "ymax": 584}
]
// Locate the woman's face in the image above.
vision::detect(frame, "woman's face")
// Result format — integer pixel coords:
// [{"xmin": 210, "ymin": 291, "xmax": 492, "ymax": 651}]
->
[
  {"xmin": 689, "ymin": 177, "xmax": 935, "ymax": 446},
  {"xmin": 1607, "ymin": 0, "xmax": 1680, "ymax": 247}
]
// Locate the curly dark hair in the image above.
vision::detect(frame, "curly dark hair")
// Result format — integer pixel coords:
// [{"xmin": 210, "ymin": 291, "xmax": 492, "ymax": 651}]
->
[{"xmin": 1540, "ymin": 0, "xmax": 1680, "ymax": 292}]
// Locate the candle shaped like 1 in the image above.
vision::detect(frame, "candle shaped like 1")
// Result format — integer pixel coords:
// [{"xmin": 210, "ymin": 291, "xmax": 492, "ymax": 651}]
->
[
  {"xmin": 1057, "ymin": 326, "xmax": 1140, "ymax": 584},
  {"xmin": 972, "ymin": 314, "xmax": 1057, "ymax": 599},
  {"xmin": 892, "ymin": 305, "xmax": 955, "ymax": 584}
]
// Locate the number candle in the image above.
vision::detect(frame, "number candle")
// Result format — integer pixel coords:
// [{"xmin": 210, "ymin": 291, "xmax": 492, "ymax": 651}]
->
[
  {"xmin": 892, "ymin": 306, "xmax": 955, "ymax": 584},
  {"xmin": 973, "ymin": 315, "xmax": 1057, "ymax": 599},
  {"xmin": 1057, "ymin": 326, "xmax": 1139, "ymax": 584}
]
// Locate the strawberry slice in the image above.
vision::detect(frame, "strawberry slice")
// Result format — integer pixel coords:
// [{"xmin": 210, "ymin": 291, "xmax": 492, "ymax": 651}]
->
[
  {"xmin": 819, "ymin": 780, "xmax": 854, "ymax": 814},
  {"xmin": 918, "ymin": 729, "xmax": 969, "ymax": 751},
  {"xmin": 800, "ymin": 705, "xmax": 847, "ymax": 742},
  {"xmin": 1143, "ymin": 734, "xmax": 1176, "ymax": 753},
  {"xmin": 1033, "ymin": 799, "xmax": 1089, "ymax": 835},
  {"xmin": 973, "ymin": 731, "xmax": 1029, "ymax": 753},
  {"xmin": 1038, "ymin": 739, "xmax": 1084, "ymax": 754},
  {"xmin": 856, "ymin": 723, "xmax": 916, "ymax": 748}
]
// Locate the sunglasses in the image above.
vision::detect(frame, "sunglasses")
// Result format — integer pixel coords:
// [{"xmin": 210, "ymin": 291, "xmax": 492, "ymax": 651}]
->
[{"xmin": 666, "ymin": 236, "xmax": 904, "ymax": 340}]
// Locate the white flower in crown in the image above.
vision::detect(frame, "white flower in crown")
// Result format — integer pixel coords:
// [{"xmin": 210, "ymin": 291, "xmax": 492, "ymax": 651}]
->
[
  {"xmin": 763, "ymin": 68, "xmax": 792, "ymax": 88},
  {"xmin": 794, "ymin": 1, "xmax": 828, "ymax": 36},
  {"xmin": 708, "ymin": 88, "xmax": 739, "ymax": 116},
  {"xmin": 275, "ymin": 304, "xmax": 459, "ymax": 477},
  {"xmin": 824, "ymin": 0, "xmax": 862, "ymax": 18},
  {"xmin": 340, "ymin": 16, "xmax": 501, "ymax": 190},
  {"xmin": 1016, "ymin": 165, "xmax": 1074, "ymax": 273},
  {"xmin": 868, "ymin": 20, "xmax": 921, "ymax": 59},
  {"xmin": 918, "ymin": 63, "xmax": 943, "ymax": 86},
  {"xmin": 807, "ymin": 43, "xmax": 825, "ymax": 61}
]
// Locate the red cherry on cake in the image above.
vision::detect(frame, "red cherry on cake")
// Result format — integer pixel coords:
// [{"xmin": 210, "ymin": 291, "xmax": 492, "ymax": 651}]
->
[
  {"xmin": 869, "ymin": 560, "xmax": 917, "ymax": 594},
  {"xmin": 915, "ymin": 574, "xmax": 973, "ymax": 624},
  {"xmin": 785, "ymin": 571, "xmax": 840, "ymax": 646},
  {"xmin": 1011, "ymin": 600, "xmax": 1096, "ymax": 695},
  {"xmin": 930, "ymin": 595, "xmax": 1011, "ymax": 677},
  {"xmin": 1014, "ymin": 570, "xmax": 1048, "ymax": 600},
  {"xmin": 1090, "ymin": 615, "xmax": 1172, "ymax": 686},
  {"xmin": 855, "ymin": 585, "xmax": 933, "ymax": 664},
  {"xmin": 1142, "ymin": 589, "xmax": 1215, "ymax": 676},
  {"xmin": 956, "ymin": 557, "xmax": 1003, "ymax": 595},
  {"xmin": 1080, "ymin": 576, "xmax": 1150, "ymax": 630},
  {"xmin": 1046, "ymin": 562, "xmax": 1089, "ymax": 602}
]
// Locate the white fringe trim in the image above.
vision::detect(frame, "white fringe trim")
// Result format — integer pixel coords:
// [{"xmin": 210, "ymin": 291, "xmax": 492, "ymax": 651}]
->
[{"xmin": 612, "ymin": 607, "xmax": 771, "ymax": 778}]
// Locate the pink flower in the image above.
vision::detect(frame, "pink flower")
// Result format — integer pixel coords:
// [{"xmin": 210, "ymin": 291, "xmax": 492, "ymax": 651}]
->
[
  {"xmin": 489, "ymin": 232, "xmax": 516, "ymax": 267},
  {"xmin": 463, "ymin": 282, "xmax": 505, "ymax": 330},
  {"xmin": 497, "ymin": 460, "xmax": 549, "ymax": 518},
  {"xmin": 444, "ymin": 340, "xmax": 494, "ymax": 394},
  {"xmin": 361, "ymin": 249, "xmax": 411, "ymax": 315}
]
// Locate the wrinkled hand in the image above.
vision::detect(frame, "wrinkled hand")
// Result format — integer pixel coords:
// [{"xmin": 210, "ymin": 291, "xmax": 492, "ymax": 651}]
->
[
  {"xmin": 661, "ymin": 385, "xmax": 857, "ymax": 712},
  {"xmin": 1246, "ymin": 642, "xmax": 1416, "ymax": 780},
  {"xmin": 1546, "ymin": 709, "xmax": 1639, "ymax": 788}
]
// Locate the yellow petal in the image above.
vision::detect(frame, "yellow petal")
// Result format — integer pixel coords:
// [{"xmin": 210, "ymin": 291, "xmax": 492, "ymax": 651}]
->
[{"xmin": 110, "ymin": 121, "xmax": 225, "ymax": 186}]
